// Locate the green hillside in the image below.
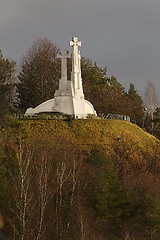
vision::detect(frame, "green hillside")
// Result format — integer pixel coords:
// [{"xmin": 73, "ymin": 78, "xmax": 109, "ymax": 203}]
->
[
  {"xmin": 21, "ymin": 118, "xmax": 158, "ymax": 154},
  {"xmin": 20, "ymin": 118, "xmax": 155, "ymax": 145},
  {"xmin": 1, "ymin": 118, "xmax": 160, "ymax": 239}
]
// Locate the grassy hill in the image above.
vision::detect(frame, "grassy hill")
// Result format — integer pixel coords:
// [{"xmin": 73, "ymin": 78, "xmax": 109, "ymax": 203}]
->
[
  {"xmin": 1, "ymin": 118, "xmax": 160, "ymax": 240},
  {"xmin": 19, "ymin": 118, "xmax": 158, "ymax": 155}
]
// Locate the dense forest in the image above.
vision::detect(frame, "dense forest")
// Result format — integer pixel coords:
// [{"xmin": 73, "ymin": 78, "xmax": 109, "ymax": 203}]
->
[{"xmin": 0, "ymin": 38, "xmax": 160, "ymax": 239}]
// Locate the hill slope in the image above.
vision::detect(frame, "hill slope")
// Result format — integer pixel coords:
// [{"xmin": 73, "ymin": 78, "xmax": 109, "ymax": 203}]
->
[
  {"xmin": 21, "ymin": 118, "xmax": 158, "ymax": 152},
  {"xmin": 1, "ymin": 118, "xmax": 160, "ymax": 240}
]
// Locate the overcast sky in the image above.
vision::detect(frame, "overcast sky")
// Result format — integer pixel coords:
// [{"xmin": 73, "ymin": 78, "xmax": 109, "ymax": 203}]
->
[{"xmin": 1, "ymin": 0, "xmax": 160, "ymax": 101}]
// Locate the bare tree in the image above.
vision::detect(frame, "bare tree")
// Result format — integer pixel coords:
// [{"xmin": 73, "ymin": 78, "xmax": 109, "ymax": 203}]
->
[
  {"xmin": 7, "ymin": 138, "xmax": 34, "ymax": 240},
  {"xmin": 33, "ymin": 149, "xmax": 52, "ymax": 240},
  {"xmin": 144, "ymin": 80, "xmax": 158, "ymax": 113},
  {"xmin": 18, "ymin": 38, "xmax": 60, "ymax": 112},
  {"xmin": 144, "ymin": 81, "xmax": 159, "ymax": 131}
]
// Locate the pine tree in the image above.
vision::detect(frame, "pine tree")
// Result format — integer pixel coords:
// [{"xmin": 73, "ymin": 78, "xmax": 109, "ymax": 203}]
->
[
  {"xmin": 0, "ymin": 50, "xmax": 16, "ymax": 115},
  {"xmin": 127, "ymin": 83, "xmax": 144, "ymax": 125}
]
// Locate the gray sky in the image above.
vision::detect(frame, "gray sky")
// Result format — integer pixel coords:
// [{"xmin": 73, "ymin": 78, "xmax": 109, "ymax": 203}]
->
[{"xmin": 1, "ymin": 0, "xmax": 160, "ymax": 101}]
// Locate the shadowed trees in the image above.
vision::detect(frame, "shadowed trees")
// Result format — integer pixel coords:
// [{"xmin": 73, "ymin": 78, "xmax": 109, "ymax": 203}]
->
[
  {"xmin": 0, "ymin": 51, "xmax": 17, "ymax": 116},
  {"xmin": 126, "ymin": 83, "xmax": 144, "ymax": 126},
  {"xmin": 81, "ymin": 59, "xmax": 143, "ymax": 124}
]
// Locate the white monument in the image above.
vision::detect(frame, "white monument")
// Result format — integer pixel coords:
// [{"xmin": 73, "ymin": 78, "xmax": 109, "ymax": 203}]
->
[{"xmin": 25, "ymin": 37, "xmax": 96, "ymax": 119}]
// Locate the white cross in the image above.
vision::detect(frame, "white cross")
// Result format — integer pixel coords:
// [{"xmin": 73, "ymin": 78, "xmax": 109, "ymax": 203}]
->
[
  {"xmin": 70, "ymin": 37, "xmax": 81, "ymax": 47},
  {"xmin": 57, "ymin": 50, "xmax": 70, "ymax": 79},
  {"xmin": 70, "ymin": 37, "xmax": 81, "ymax": 72}
]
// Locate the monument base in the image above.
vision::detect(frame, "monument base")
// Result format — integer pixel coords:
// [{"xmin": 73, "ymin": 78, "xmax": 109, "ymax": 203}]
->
[{"xmin": 25, "ymin": 96, "xmax": 96, "ymax": 119}]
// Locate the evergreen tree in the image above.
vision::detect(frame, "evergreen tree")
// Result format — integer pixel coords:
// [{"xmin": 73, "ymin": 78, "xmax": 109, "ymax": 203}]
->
[
  {"xmin": 81, "ymin": 58, "xmax": 126, "ymax": 115},
  {"xmin": 127, "ymin": 83, "xmax": 144, "ymax": 125},
  {"xmin": 128, "ymin": 83, "xmax": 140, "ymax": 99},
  {"xmin": 106, "ymin": 76, "xmax": 125, "ymax": 93},
  {"xmin": 81, "ymin": 58, "xmax": 108, "ymax": 94},
  {"xmin": 0, "ymin": 50, "xmax": 16, "ymax": 115}
]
